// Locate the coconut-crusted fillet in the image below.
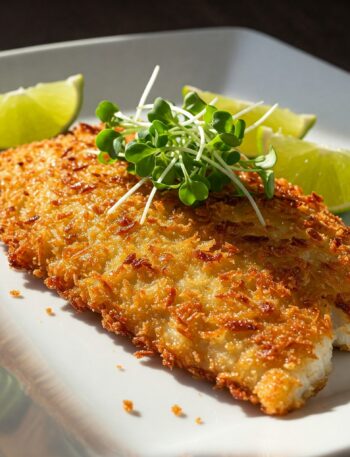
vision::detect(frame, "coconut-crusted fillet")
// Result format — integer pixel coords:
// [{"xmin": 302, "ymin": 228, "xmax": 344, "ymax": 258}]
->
[{"xmin": 1, "ymin": 124, "xmax": 350, "ymax": 415}]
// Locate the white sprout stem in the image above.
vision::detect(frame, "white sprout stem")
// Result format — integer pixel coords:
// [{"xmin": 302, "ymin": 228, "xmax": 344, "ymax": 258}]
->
[
  {"xmin": 135, "ymin": 65, "xmax": 160, "ymax": 121},
  {"xmin": 239, "ymin": 152, "xmax": 249, "ymax": 160},
  {"xmin": 158, "ymin": 156, "xmax": 178, "ymax": 181},
  {"xmin": 140, "ymin": 187, "xmax": 157, "ymax": 225},
  {"xmin": 231, "ymin": 100, "xmax": 264, "ymax": 120},
  {"xmin": 139, "ymin": 157, "xmax": 177, "ymax": 224},
  {"xmin": 170, "ymin": 104, "xmax": 197, "ymax": 121},
  {"xmin": 170, "ymin": 105, "xmax": 206, "ymax": 161},
  {"xmin": 116, "ymin": 111, "xmax": 150, "ymax": 127},
  {"xmin": 107, "ymin": 178, "xmax": 147, "ymax": 215},
  {"xmin": 136, "ymin": 103, "xmax": 153, "ymax": 109},
  {"xmin": 84, "ymin": 148, "xmax": 100, "ymax": 155},
  {"xmin": 213, "ymin": 152, "xmax": 266, "ymax": 226},
  {"xmin": 167, "ymin": 146, "xmax": 198, "ymax": 155},
  {"xmin": 173, "ymin": 127, "xmax": 201, "ymax": 145},
  {"xmin": 244, "ymin": 103, "xmax": 278, "ymax": 133},
  {"xmin": 196, "ymin": 128, "xmax": 206, "ymax": 161},
  {"xmin": 178, "ymin": 157, "xmax": 189, "ymax": 181}
]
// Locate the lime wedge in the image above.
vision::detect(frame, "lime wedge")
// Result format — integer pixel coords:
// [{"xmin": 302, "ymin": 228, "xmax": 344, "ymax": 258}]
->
[
  {"xmin": 0, "ymin": 74, "xmax": 84, "ymax": 149},
  {"xmin": 258, "ymin": 126, "xmax": 350, "ymax": 213},
  {"xmin": 183, "ymin": 85, "xmax": 316, "ymax": 156}
]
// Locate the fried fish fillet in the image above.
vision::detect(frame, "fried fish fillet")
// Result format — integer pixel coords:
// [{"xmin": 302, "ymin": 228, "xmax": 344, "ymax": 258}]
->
[{"xmin": 1, "ymin": 123, "xmax": 350, "ymax": 415}]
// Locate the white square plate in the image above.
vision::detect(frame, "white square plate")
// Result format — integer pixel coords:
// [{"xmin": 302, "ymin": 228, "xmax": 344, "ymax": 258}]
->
[{"xmin": 1, "ymin": 28, "xmax": 350, "ymax": 457}]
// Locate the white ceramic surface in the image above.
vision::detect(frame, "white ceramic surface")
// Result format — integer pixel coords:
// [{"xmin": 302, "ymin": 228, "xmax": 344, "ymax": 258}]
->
[{"xmin": 0, "ymin": 28, "xmax": 350, "ymax": 457}]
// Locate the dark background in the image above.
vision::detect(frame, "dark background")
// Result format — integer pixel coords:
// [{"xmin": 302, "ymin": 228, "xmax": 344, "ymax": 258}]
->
[{"xmin": 1, "ymin": 1, "xmax": 349, "ymax": 71}]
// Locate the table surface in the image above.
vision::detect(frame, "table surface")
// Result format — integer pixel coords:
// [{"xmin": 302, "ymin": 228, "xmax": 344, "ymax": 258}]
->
[{"xmin": 1, "ymin": 0, "xmax": 349, "ymax": 72}]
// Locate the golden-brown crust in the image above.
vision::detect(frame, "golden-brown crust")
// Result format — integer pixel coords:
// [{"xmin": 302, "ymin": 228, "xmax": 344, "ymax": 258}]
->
[{"xmin": 1, "ymin": 124, "xmax": 349, "ymax": 415}]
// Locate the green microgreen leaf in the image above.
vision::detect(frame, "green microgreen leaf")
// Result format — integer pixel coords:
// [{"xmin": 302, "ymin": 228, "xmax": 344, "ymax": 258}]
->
[
  {"xmin": 125, "ymin": 142, "xmax": 156, "ymax": 163},
  {"xmin": 113, "ymin": 137, "xmax": 124, "ymax": 158},
  {"xmin": 96, "ymin": 129, "xmax": 120, "ymax": 155},
  {"xmin": 234, "ymin": 119, "xmax": 246, "ymax": 141},
  {"xmin": 155, "ymin": 134, "xmax": 168, "ymax": 148},
  {"xmin": 207, "ymin": 169, "xmax": 231, "ymax": 192},
  {"xmin": 149, "ymin": 121, "xmax": 169, "ymax": 147},
  {"xmin": 135, "ymin": 155, "xmax": 156, "ymax": 177},
  {"xmin": 204, "ymin": 105, "xmax": 217, "ymax": 124},
  {"xmin": 212, "ymin": 111, "xmax": 233, "ymax": 134},
  {"xmin": 191, "ymin": 174, "xmax": 211, "ymax": 190},
  {"xmin": 219, "ymin": 132, "xmax": 240, "ymax": 147},
  {"xmin": 207, "ymin": 134, "xmax": 231, "ymax": 151},
  {"xmin": 138, "ymin": 129, "xmax": 151, "ymax": 141},
  {"xmin": 149, "ymin": 119, "xmax": 168, "ymax": 133},
  {"xmin": 95, "ymin": 100, "xmax": 119, "ymax": 124},
  {"xmin": 127, "ymin": 163, "xmax": 136, "ymax": 175},
  {"xmin": 222, "ymin": 150, "xmax": 241, "ymax": 165},
  {"xmin": 183, "ymin": 91, "xmax": 207, "ymax": 115},
  {"xmin": 148, "ymin": 97, "xmax": 175, "ymax": 125},
  {"xmin": 179, "ymin": 179, "xmax": 209, "ymax": 206}
]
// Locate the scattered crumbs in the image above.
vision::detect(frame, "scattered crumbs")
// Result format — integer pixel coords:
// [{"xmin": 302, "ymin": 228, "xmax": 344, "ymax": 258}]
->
[
  {"xmin": 116, "ymin": 364, "xmax": 124, "ymax": 371},
  {"xmin": 123, "ymin": 400, "xmax": 134, "ymax": 413},
  {"xmin": 171, "ymin": 404, "xmax": 184, "ymax": 417},
  {"xmin": 195, "ymin": 417, "xmax": 203, "ymax": 425},
  {"xmin": 45, "ymin": 307, "xmax": 55, "ymax": 316},
  {"xmin": 9, "ymin": 289, "xmax": 21, "ymax": 298}
]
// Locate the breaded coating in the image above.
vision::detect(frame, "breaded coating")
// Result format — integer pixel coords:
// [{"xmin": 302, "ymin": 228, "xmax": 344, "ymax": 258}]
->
[{"xmin": 1, "ymin": 123, "xmax": 350, "ymax": 415}]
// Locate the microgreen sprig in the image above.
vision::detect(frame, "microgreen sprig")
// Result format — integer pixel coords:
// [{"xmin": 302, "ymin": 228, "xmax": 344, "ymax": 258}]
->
[{"xmin": 95, "ymin": 66, "xmax": 278, "ymax": 225}]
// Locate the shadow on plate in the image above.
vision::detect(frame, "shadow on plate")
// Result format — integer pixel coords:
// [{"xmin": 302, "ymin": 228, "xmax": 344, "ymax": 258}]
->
[
  {"xmin": 22, "ymin": 275, "xmax": 57, "ymax": 296},
  {"xmin": 61, "ymin": 304, "xmax": 262, "ymax": 418}
]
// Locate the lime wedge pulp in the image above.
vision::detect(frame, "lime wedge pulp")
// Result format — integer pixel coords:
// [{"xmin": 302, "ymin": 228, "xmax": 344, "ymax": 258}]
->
[
  {"xmin": 0, "ymin": 74, "xmax": 84, "ymax": 149},
  {"xmin": 258, "ymin": 126, "xmax": 350, "ymax": 213},
  {"xmin": 183, "ymin": 85, "xmax": 316, "ymax": 156}
]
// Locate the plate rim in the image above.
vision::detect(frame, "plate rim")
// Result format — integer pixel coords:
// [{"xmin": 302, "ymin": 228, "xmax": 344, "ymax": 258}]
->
[{"xmin": 0, "ymin": 26, "xmax": 348, "ymax": 77}]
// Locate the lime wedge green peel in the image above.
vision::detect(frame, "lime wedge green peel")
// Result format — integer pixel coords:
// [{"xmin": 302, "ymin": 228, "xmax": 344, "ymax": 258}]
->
[
  {"xmin": 258, "ymin": 126, "xmax": 350, "ymax": 213},
  {"xmin": 183, "ymin": 85, "xmax": 316, "ymax": 156},
  {"xmin": 0, "ymin": 74, "xmax": 84, "ymax": 149}
]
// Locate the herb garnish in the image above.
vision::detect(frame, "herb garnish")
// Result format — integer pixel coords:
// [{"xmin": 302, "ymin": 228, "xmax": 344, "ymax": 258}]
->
[{"xmin": 95, "ymin": 66, "xmax": 277, "ymax": 225}]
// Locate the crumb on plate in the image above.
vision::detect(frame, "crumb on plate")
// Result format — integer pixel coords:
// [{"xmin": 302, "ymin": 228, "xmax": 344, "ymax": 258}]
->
[
  {"xmin": 195, "ymin": 417, "xmax": 203, "ymax": 425},
  {"xmin": 45, "ymin": 307, "xmax": 55, "ymax": 316},
  {"xmin": 171, "ymin": 404, "xmax": 184, "ymax": 417},
  {"xmin": 123, "ymin": 399, "xmax": 134, "ymax": 413},
  {"xmin": 116, "ymin": 364, "xmax": 124, "ymax": 370},
  {"xmin": 9, "ymin": 289, "xmax": 21, "ymax": 298}
]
